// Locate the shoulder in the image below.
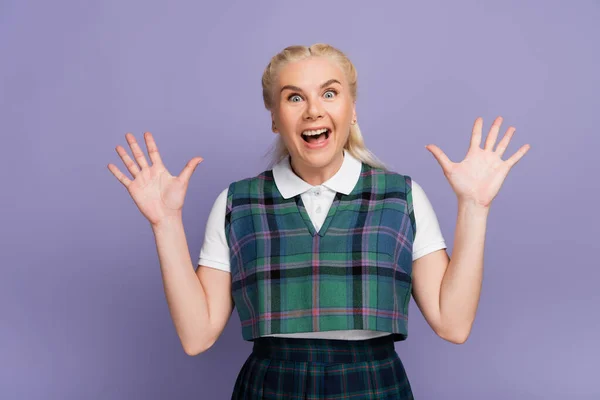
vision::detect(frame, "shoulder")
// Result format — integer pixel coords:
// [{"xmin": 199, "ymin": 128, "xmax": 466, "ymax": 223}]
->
[
  {"xmin": 223, "ymin": 169, "xmax": 280, "ymax": 215},
  {"xmin": 226, "ymin": 168, "xmax": 275, "ymax": 195},
  {"xmin": 362, "ymin": 164, "xmax": 415, "ymax": 192}
]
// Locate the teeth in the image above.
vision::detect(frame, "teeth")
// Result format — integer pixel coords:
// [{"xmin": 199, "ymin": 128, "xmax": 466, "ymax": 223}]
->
[{"xmin": 302, "ymin": 128, "xmax": 328, "ymax": 136}]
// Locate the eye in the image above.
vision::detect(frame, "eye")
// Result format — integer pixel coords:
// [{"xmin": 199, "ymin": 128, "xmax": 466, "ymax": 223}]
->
[
  {"xmin": 288, "ymin": 94, "xmax": 303, "ymax": 102},
  {"xmin": 323, "ymin": 90, "xmax": 337, "ymax": 99}
]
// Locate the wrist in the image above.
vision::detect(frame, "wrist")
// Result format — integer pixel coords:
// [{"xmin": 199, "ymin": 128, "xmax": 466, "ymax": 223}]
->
[
  {"xmin": 151, "ymin": 214, "xmax": 184, "ymax": 231},
  {"xmin": 457, "ymin": 199, "xmax": 490, "ymax": 216}
]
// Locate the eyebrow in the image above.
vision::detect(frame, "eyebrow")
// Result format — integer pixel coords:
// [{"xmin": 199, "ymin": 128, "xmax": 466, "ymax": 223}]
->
[{"xmin": 280, "ymin": 79, "xmax": 342, "ymax": 93}]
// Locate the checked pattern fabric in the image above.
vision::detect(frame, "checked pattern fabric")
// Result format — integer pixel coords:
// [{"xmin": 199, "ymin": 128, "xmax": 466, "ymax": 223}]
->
[{"xmin": 225, "ymin": 163, "xmax": 416, "ymax": 342}]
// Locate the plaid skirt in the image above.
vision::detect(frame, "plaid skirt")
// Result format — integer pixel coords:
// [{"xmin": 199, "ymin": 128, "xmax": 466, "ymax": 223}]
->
[{"xmin": 231, "ymin": 335, "xmax": 414, "ymax": 399}]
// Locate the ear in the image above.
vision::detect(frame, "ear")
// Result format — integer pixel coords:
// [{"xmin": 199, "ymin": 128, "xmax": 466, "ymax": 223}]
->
[
  {"xmin": 351, "ymin": 101, "xmax": 357, "ymax": 124},
  {"xmin": 271, "ymin": 112, "xmax": 278, "ymax": 133}
]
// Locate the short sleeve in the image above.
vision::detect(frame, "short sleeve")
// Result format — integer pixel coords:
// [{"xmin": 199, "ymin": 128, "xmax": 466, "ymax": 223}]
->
[
  {"xmin": 411, "ymin": 180, "xmax": 447, "ymax": 261},
  {"xmin": 197, "ymin": 188, "xmax": 231, "ymax": 272}
]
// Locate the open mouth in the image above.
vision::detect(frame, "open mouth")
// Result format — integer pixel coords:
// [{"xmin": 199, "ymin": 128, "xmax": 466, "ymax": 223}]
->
[{"xmin": 301, "ymin": 128, "xmax": 330, "ymax": 144}]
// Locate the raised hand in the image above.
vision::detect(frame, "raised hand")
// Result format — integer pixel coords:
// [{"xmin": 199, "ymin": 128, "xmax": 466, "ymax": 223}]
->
[
  {"xmin": 425, "ymin": 116, "xmax": 530, "ymax": 208},
  {"xmin": 107, "ymin": 132, "xmax": 203, "ymax": 226}
]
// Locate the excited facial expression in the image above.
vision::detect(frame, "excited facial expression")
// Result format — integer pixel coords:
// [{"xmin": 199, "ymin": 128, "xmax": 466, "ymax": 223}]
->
[{"xmin": 271, "ymin": 56, "xmax": 356, "ymax": 172}]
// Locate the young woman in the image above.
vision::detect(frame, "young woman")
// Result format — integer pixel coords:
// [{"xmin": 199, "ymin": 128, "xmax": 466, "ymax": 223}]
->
[{"xmin": 108, "ymin": 43, "xmax": 530, "ymax": 399}]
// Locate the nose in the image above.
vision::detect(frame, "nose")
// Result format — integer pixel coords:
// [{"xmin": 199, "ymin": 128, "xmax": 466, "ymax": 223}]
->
[{"xmin": 303, "ymin": 97, "xmax": 324, "ymax": 121}]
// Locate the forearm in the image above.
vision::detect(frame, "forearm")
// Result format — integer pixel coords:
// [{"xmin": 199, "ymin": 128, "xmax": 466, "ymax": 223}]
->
[
  {"xmin": 439, "ymin": 201, "xmax": 489, "ymax": 342},
  {"xmin": 151, "ymin": 216, "xmax": 211, "ymax": 354}
]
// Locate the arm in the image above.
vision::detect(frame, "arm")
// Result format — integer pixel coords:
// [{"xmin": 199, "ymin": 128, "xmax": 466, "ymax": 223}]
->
[
  {"xmin": 152, "ymin": 217, "xmax": 234, "ymax": 356},
  {"xmin": 107, "ymin": 132, "xmax": 233, "ymax": 356},
  {"xmin": 411, "ymin": 202, "xmax": 488, "ymax": 344},
  {"xmin": 413, "ymin": 115, "xmax": 529, "ymax": 344},
  {"xmin": 439, "ymin": 202, "xmax": 488, "ymax": 342}
]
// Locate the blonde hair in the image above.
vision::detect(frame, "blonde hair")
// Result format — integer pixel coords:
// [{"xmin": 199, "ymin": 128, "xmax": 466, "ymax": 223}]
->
[{"xmin": 262, "ymin": 43, "xmax": 388, "ymax": 171}]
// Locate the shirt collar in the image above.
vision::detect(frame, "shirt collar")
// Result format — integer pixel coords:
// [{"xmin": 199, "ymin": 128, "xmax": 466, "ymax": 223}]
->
[{"xmin": 272, "ymin": 149, "xmax": 363, "ymax": 199}]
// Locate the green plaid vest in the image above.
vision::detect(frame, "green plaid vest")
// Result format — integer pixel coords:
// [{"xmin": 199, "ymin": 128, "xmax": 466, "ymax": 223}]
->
[{"xmin": 225, "ymin": 163, "xmax": 416, "ymax": 342}]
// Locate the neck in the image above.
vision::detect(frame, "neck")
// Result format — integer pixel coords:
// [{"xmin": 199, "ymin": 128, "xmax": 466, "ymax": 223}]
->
[{"xmin": 289, "ymin": 151, "xmax": 345, "ymax": 186}]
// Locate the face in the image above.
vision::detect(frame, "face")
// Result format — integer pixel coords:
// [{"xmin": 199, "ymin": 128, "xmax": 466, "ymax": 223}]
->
[{"xmin": 271, "ymin": 56, "xmax": 356, "ymax": 171}]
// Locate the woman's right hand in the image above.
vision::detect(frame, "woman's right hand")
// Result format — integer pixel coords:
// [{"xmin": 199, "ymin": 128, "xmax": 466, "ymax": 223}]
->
[{"xmin": 107, "ymin": 132, "xmax": 203, "ymax": 227}]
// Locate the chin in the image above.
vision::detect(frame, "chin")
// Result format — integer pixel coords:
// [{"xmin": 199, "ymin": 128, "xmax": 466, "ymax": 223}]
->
[{"xmin": 296, "ymin": 148, "xmax": 341, "ymax": 169}]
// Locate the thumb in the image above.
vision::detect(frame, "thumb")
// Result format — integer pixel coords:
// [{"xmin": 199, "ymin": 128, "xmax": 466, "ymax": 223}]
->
[
  {"xmin": 178, "ymin": 157, "xmax": 204, "ymax": 183},
  {"xmin": 425, "ymin": 144, "xmax": 452, "ymax": 173}
]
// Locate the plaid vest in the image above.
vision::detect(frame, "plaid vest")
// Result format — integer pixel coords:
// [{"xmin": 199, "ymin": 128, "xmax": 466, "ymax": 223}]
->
[{"xmin": 225, "ymin": 163, "xmax": 416, "ymax": 342}]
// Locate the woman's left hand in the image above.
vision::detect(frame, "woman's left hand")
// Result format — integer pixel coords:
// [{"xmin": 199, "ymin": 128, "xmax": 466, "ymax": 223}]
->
[{"xmin": 425, "ymin": 116, "xmax": 530, "ymax": 209}]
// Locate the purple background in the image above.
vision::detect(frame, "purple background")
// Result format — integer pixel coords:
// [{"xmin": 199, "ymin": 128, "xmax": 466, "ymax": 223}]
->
[{"xmin": 1, "ymin": 0, "xmax": 598, "ymax": 398}]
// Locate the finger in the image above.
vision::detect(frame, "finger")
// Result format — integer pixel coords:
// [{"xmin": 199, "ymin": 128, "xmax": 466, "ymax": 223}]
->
[
  {"xmin": 425, "ymin": 144, "xmax": 453, "ymax": 173},
  {"xmin": 178, "ymin": 157, "xmax": 204, "ymax": 184},
  {"xmin": 470, "ymin": 117, "xmax": 483, "ymax": 149},
  {"xmin": 115, "ymin": 144, "xmax": 141, "ymax": 177},
  {"xmin": 144, "ymin": 132, "xmax": 164, "ymax": 167},
  {"xmin": 505, "ymin": 144, "xmax": 530, "ymax": 168},
  {"xmin": 107, "ymin": 163, "xmax": 132, "ymax": 188},
  {"xmin": 126, "ymin": 133, "xmax": 150, "ymax": 169},
  {"xmin": 484, "ymin": 116, "xmax": 503, "ymax": 151},
  {"xmin": 494, "ymin": 126, "xmax": 516, "ymax": 158}
]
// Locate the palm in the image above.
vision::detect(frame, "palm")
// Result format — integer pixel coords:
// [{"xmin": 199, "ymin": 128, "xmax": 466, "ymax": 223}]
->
[
  {"xmin": 108, "ymin": 132, "xmax": 203, "ymax": 226},
  {"xmin": 128, "ymin": 165, "xmax": 186, "ymax": 223},
  {"xmin": 426, "ymin": 116, "xmax": 530, "ymax": 208}
]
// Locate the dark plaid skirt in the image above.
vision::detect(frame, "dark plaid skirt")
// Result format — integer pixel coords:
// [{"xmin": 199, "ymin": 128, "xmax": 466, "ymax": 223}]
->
[{"xmin": 231, "ymin": 335, "xmax": 414, "ymax": 399}]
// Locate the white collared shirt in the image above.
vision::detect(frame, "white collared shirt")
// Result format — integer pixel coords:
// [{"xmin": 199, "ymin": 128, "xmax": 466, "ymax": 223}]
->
[
  {"xmin": 272, "ymin": 148, "xmax": 363, "ymax": 233},
  {"xmin": 197, "ymin": 150, "xmax": 447, "ymax": 340}
]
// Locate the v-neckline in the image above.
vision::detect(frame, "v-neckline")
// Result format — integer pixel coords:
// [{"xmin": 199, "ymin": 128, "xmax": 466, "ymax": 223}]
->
[{"xmin": 294, "ymin": 192, "xmax": 343, "ymax": 237}]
